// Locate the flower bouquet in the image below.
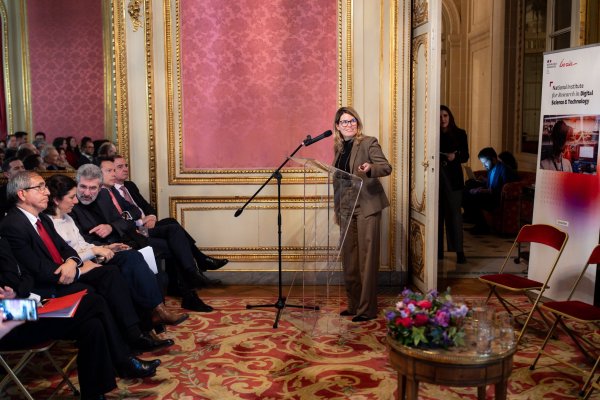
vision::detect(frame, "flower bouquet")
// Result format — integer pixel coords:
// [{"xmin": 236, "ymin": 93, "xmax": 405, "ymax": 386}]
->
[{"xmin": 385, "ymin": 288, "xmax": 469, "ymax": 349}]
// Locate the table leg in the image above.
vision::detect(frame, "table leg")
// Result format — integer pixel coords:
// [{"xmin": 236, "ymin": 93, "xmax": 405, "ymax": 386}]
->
[
  {"xmin": 406, "ymin": 379, "xmax": 419, "ymax": 400},
  {"xmin": 397, "ymin": 372, "xmax": 406, "ymax": 400},
  {"xmin": 495, "ymin": 380, "xmax": 508, "ymax": 400},
  {"xmin": 477, "ymin": 385, "xmax": 486, "ymax": 400}
]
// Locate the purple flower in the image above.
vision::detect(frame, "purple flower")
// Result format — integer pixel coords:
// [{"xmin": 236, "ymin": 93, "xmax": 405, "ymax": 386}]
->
[{"xmin": 434, "ymin": 310, "xmax": 450, "ymax": 327}]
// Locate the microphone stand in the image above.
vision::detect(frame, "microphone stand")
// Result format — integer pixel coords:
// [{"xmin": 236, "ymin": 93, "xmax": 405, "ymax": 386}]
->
[{"xmin": 235, "ymin": 138, "xmax": 320, "ymax": 328}]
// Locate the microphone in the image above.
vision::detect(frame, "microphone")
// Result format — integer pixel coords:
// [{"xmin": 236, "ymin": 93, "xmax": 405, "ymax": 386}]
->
[{"xmin": 303, "ymin": 130, "xmax": 333, "ymax": 146}]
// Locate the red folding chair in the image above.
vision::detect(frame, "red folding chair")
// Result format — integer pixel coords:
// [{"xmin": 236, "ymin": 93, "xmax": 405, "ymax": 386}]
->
[
  {"xmin": 478, "ymin": 224, "xmax": 568, "ymax": 344},
  {"xmin": 530, "ymin": 244, "xmax": 600, "ymax": 398}
]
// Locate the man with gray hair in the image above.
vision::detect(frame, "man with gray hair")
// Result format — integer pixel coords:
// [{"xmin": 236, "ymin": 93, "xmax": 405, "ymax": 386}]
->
[
  {"xmin": 0, "ymin": 170, "xmax": 173, "ymax": 354},
  {"xmin": 70, "ymin": 164, "xmax": 214, "ymax": 313}
]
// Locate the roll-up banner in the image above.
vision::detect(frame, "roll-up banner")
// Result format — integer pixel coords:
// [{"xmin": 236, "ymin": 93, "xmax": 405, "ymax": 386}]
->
[{"xmin": 530, "ymin": 44, "xmax": 600, "ymax": 304}]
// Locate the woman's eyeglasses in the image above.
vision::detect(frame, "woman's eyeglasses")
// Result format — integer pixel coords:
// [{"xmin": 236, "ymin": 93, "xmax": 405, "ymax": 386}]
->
[{"xmin": 339, "ymin": 118, "xmax": 357, "ymax": 127}]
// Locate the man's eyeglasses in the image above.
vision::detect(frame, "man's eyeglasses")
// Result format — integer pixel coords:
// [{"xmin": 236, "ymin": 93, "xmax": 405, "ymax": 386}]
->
[
  {"xmin": 22, "ymin": 183, "xmax": 47, "ymax": 193},
  {"xmin": 339, "ymin": 118, "xmax": 357, "ymax": 127}
]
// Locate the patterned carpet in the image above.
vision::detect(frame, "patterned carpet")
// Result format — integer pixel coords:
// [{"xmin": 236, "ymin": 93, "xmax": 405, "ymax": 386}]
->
[{"xmin": 1, "ymin": 295, "xmax": 598, "ymax": 399}]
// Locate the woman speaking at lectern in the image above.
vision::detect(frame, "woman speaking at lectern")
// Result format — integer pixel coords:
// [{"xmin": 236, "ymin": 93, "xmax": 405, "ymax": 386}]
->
[{"xmin": 332, "ymin": 106, "xmax": 392, "ymax": 322}]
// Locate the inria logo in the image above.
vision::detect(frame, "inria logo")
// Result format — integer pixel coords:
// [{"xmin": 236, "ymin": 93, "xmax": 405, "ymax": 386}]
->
[{"xmin": 559, "ymin": 59, "xmax": 578, "ymax": 67}]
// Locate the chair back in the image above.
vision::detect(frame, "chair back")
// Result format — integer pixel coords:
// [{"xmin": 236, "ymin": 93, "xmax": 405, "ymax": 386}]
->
[
  {"xmin": 497, "ymin": 224, "xmax": 568, "ymax": 274},
  {"xmin": 516, "ymin": 224, "xmax": 568, "ymax": 251},
  {"xmin": 564, "ymin": 244, "xmax": 600, "ymax": 301}
]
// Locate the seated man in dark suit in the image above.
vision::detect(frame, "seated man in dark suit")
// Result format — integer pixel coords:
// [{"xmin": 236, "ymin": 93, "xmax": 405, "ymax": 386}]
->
[
  {"xmin": 462, "ymin": 147, "xmax": 519, "ymax": 234},
  {"xmin": 70, "ymin": 163, "xmax": 214, "ymax": 312},
  {"xmin": 0, "ymin": 171, "xmax": 173, "ymax": 354},
  {"xmin": 0, "ymin": 238, "xmax": 161, "ymax": 400},
  {"xmin": 112, "ymin": 154, "xmax": 228, "ymax": 273}
]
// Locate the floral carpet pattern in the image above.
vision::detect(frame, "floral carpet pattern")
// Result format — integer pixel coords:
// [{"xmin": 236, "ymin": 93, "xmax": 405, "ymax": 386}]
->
[{"xmin": 1, "ymin": 295, "xmax": 598, "ymax": 399}]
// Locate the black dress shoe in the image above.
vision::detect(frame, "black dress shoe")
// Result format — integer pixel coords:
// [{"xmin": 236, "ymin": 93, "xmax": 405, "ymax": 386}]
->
[
  {"xmin": 198, "ymin": 256, "xmax": 229, "ymax": 271},
  {"xmin": 130, "ymin": 332, "xmax": 174, "ymax": 353},
  {"xmin": 117, "ymin": 356, "xmax": 160, "ymax": 379},
  {"xmin": 352, "ymin": 315, "xmax": 376, "ymax": 322},
  {"xmin": 188, "ymin": 269, "xmax": 222, "ymax": 288},
  {"xmin": 81, "ymin": 395, "xmax": 106, "ymax": 400},
  {"xmin": 456, "ymin": 252, "xmax": 467, "ymax": 264},
  {"xmin": 340, "ymin": 309, "xmax": 356, "ymax": 316},
  {"xmin": 181, "ymin": 293, "xmax": 214, "ymax": 312}
]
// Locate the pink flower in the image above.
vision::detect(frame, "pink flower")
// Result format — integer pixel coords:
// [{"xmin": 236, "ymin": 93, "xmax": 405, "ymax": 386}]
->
[
  {"xmin": 416, "ymin": 300, "xmax": 432, "ymax": 309},
  {"xmin": 413, "ymin": 313, "xmax": 429, "ymax": 327}
]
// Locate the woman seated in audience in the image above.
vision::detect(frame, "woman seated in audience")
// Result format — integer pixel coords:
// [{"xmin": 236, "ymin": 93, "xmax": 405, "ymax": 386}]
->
[
  {"xmin": 44, "ymin": 174, "xmax": 189, "ymax": 331},
  {"xmin": 65, "ymin": 136, "xmax": 80, "ymax": 167}
]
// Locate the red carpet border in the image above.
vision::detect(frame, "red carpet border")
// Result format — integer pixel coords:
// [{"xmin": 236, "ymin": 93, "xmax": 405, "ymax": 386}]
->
[{"xmin": 0, "ymin": 295, "xmax": 598, "ymax": 399}]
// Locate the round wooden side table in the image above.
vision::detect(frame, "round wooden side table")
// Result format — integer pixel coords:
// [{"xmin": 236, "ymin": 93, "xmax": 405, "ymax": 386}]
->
[{"xmin": 387, "ymin": 336, "xmax": 516, "ymax": 400}]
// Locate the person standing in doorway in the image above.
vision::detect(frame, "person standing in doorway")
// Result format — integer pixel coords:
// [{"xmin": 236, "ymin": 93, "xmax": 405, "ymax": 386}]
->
[{"xmin": 438, "ymin": 105, "xmax": 469, "ymax": 264}]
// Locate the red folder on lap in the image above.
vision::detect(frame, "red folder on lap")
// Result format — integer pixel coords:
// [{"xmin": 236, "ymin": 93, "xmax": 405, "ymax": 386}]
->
[{"xmin": 37, "ymin": 290, "xmax": 87, "ymax": 318}]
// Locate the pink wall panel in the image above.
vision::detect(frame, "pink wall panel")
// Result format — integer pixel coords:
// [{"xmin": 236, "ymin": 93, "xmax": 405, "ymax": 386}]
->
[
  {"xmin": 28, "ymin": 0, "xmax": 104, "ymax": 141},
  {"xmin": 181, "ymin": 0, "xmax": 338, "ymax": 170}
]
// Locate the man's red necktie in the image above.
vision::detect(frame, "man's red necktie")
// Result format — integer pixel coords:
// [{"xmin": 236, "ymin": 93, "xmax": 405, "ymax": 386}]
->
[
  {"xmin": 36, "ymin": 219, "xmax": 63, "ymax": 265},
  {"xmin": 107, "ymin": 189, "xmax": 123, "ymax": 214}
]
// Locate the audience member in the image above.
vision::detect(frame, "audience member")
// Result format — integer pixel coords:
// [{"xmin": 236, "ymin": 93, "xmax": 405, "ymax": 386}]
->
[
  {"xmin": 5, "ymin": 135, "xmax": 17, "ymax": 159},
  {"xmin": 332, "ymin": 106, "xmax": 392, "ymax": 322},
  {"xmin": 44, "ymin": 174, "xmax": 189, "ymax": 330},
  {"xmin": 16, "ymin": 143, "xmax": 39, "ymax": 160},
  {"xmin": 0, "ymin": 148, "xmax": 4, "ymax": 168},
  {"xmin": 22, "ymin": 154, "xmax": 46, "ymax": 171},
  {"xmin": 70, "ymin": 163, "xmax": 216, "ymax": 312},
  {"xmin": 57, "ymin": 148, "xmax": 76, "ymax": 170},
  {"xmin": 65, "ymin": 136, "xmax": 80, "ymax": 167},
  {"xmin": 14, "ymin": 131, "xmax": 28, "ymax": 146},
  {"xmin": 438, "ymin": 105, "xmax": 468, "ymax": 264},
  {"xmin": 97, "ymin": 141, "xmax": 117, "ymax": 158},
  {"xmin": 498, "ymin": 150, "xmax": 518, "ymax": 172},
  {"xmin": 462, "ymin": 147, "xmax": 518, "ymax": 234},
  {"xmin": 42, "ymin": 146, "xmax": 67, "ymax": 170},
  {"xmin": 52, "ymin": 137, "xmax": 68, "ymax": 152},
  {"xmin": 0, "ymin": 158, "xmax": 26, "ymax": 220},
  {"xmin": 540, "ymin": 120, "xmax": 573, "ymax": 172},
  {"xmin": 34, "ymin": 131, "xmax": 46, "ymax": 142},
  {"xmin": 0, "ymin": 171, "xmax": 173, "ymax": 353},
  {"xmin": 78, "ymin": 137, "xmax": 95, "ymax": 166}
]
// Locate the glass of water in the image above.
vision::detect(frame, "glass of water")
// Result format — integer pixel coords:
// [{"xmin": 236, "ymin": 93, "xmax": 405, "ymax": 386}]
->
[
  {"xmin": 496, "ymin": 313, "xmax": 515, "ymax": 351},
  {"xmin": 476, "ymin": 321, "xmax": 493, "ymax": 355}
]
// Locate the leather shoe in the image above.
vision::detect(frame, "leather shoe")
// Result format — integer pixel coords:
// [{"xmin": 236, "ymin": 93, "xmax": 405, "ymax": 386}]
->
[
  {"xmin": 198, "ymin": 256, "xmax": 229, "ymax": 271},
  {"xmin": 352, "ymin": 315, "xmax": 376, "ymax": 322},
  {"xmin": 189, "ymin": 270, "xmax": 222, "ymax": 288},
  {"xmin": 181, "ymin": 292, "xmax": 214, "ymax": 312},
  {"xmin": 81, "ymin": 395, "xmax": 106, "ymax": 400},
  {"xmin": 130, "ymin": 332, "xmax": 174, "ymax": 353},
  {"xmin": 152, "ymin": 303, "xmax": 189, "ymax": 326},
  {"xmin": 117, "ymin": 356, "xmax": 160, "ymax": 379},
  {"xmin": 340, "ymin": 309, "xmax": 356, "ymax": 316}
]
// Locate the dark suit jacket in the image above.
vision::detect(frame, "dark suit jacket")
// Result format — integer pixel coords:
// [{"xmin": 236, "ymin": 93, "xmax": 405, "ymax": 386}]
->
[
  {"xmin": 0, "ymin": 208, "xmax": 82, "ymax": 297},
  {"xmin": 0, "ymin": 185, "xmax": 8, "ymax": 222},
  {"xmin": 123, "ymin": 181, "xmax": 156, "ymax": 216},
  {"xmin": 0, "ymin": 237, "xmax": 34, "ymax": 297},
  {"xmin": 333, "ymin": 136, "xmax": 392, "ymax": 217}
]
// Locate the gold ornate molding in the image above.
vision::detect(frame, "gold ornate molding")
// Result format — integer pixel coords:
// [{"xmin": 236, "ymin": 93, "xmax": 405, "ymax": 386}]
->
[
  {"xmin": 170, "ymin": 195, "xmax": 340, "ymax": 263},
  {"xmin": 412, "ymin": 0, "xmax": 429, "ymax": 28},
  {"xmin": 345, "ymin": 0, "xmax": 353, "ymax": 106},
  {"xmin": 127, "ymin": 0, "xmax": 143, "ymax": 32},
  {"xmin": 410, "ymin": 33, "xmax": 428, "ymax": 214},
  {"xmin": 388, "ymin": 0, "xmax": 399, "ymax": 269},
  {"xmin": 113, "ymin": 0, "xmax": 131, "ymax": 163},
  {"xmin": 165, "ymin": 0, "xmax": 346, "ymax": 184},
  {"xmin": 409, "ymin": 219, "xmax": 425, "ymax": 281},
  {"xmin": 0, "ymin": 2, "xmax": 13, "ymax": 134},
  {"xmin": 144, "ymin": 0, "xmax": 158, "ymax": 208}
]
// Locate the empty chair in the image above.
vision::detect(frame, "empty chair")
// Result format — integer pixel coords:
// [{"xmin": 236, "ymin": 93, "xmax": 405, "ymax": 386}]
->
[
  {"xmin": 479, "ymin": 224, "xmax": 568, "ymax": 344},
  {"xmin": 0, "ymin": 341, "xmax": 79, "ymax": 399},
  {"xmin": 530, "ymin": 244, "xmax": 600, "ymax": 398}
]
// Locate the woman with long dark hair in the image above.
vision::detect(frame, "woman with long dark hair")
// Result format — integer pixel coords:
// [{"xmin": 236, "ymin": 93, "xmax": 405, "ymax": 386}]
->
[{"xmin": 439, "ymin": 105, "xmax": 469, "ymax": 264}]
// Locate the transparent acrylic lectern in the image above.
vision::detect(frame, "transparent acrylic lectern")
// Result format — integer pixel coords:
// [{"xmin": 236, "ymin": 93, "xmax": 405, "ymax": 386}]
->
[{"xmin": 281, "ymin": 157, "xmax": 362, "ymax": 336}]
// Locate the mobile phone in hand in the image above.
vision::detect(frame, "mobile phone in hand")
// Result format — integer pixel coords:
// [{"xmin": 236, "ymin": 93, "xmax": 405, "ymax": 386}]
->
[{"xmin": 0, "ymin": 299, "xmax": 38, "ymax": 321}]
